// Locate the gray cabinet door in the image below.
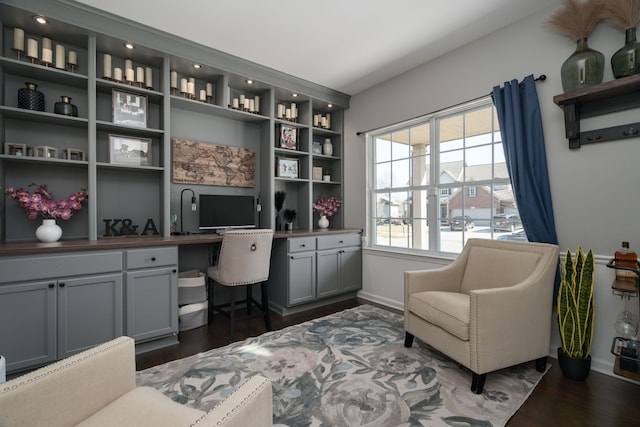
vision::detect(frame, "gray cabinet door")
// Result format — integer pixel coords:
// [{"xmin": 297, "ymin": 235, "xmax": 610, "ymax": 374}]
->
[
  {"xmin": 125, "ymin": 267, "xmax": 178, "ymax": 342},
  {"xmin": 288, "ymin": 252, "xmax": 316, "ymax": 306},
  {"xmin": 316, "ymin": 249, "xmax": 341, "ymax": 298},
  {"xmin": 0, "ymin": 280, "xmax": 56, "ymax": 373},
  {"xmin": 57, "ymin": 273, "xmax": 124, "ymax": 359},
  {"xmin": 340, "ymin": 246, "xmax": 362, "ymax": 292}
]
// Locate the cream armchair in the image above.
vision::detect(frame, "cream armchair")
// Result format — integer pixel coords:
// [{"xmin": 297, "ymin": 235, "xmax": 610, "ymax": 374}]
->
[
  {"xmin": 0, "ymin": 336, "xmax": 273, "ymax": 427},
  {"xmin": 404, "ymin": 238, "xmax": 559, "ymax": 394}
]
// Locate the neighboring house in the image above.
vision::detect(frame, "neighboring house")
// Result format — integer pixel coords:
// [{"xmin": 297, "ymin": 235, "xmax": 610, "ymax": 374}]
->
[{"xmin": 448, "ymin": 186, "xmax": 517, "ymax": 225}]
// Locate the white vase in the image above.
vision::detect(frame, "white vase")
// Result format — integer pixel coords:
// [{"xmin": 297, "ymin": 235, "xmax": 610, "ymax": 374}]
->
[
  {"xmin": 323, "ymin": 138, "xmax": 333, "ymax": 156},
  {"xmin": 318, "ymin": 215, "xmax": 329, "ymax": 229},
  {"xmin": 36, "ymin": 219, "xmax": 62, "ymax": 242}
]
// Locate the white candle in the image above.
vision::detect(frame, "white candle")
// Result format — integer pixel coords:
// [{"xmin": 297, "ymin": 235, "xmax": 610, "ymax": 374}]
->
[
  {"xmin": 285, "ymin": 108, "xmax": 291, "ymax": 119},
  {"xmin": 206, "ymin": 83, "xmax": 213, "ymax": 97},
  {"xmin": 13, "ymin": 28, "xmax": 24, "ymax": 51},
  {"xmin": 180, "ymin": 78, "xmax": 187, "ymax": 93},
  {"xmin": 42, "ymin": 37, "xmax": 52, "ymax": 50},
  {"xmin": 249, "ymin": 99, "xmax": 255, "ymax": 112},
  {"xmin": 291, "ymin": 103, "xmax": 297, "ymax": 119},
  {"xmin": 170, "ymin": 71, "xmax": 178, "ymax": 89},
  {"xmin": 55, "ymin": 44, "xmax": 65, "ymax": 68},
  {"xmin": 254, "ymin": 95, "xmax": 260, "ymax": 113},
  {"xmin": 145, "ymin": 67, "xmax": 153, "ymax": 88},
  {"xmin": 187, "ymin": 81, "xmax": 195, "ymax": 96},
  {"xmin": 314, "ymin": 114, "xmax": 320, "ymax": 127},
  {"xmin": 244, "ymin": 98, "xmax": 250, "ymax": 110},
  {"xmin": 125, "ymin": 68, "xmax": 134, "ymax": 82},
  {"xmin": 125, "ymin": 59, "xmax": 133, "ymax": 71},
  {"xmin": 199, "ymin": 89, "xmax": 206, "ymax": 101},
  {"xmin": 67, "ymin": 50, "xmax": 77, "ymax": 66},
  {"xmin": 27, "ymin": 38, "xmax": 38, "ymax": 58},
  {"xmin": 227, "ymin": 87, "xmax": 230, "ymax": 105},
  {"xmin": 326, "ymin": 113, "xmax": 331, "ymax": 128},
  {"xmin": 42, "ymin": 48, "xmax": 52, "ymax": 63},
  {"xmin": 321, "ymin": 116, "xmax": 328, "ymax": 128},
  {"xmin": 233, "ymin": 98, "xmax": 239, "ymax": 109},
  {"xmin": 103, "ymin": 54, "xmax": 112, "ymax": 78},
  {"xmin": 136, "ymin": 67, "xmax": 144, "ymax": 83},
  {"xmin": 113, "ymin": 67, "xmax": 122, "ymax": 81},
  {"xmin": 239, "ymin": 94, "xmax": 245, "ymax": 105},
  {"xmin": 278, "ymin": 104, "xmax": 285, "ymax": 118}
]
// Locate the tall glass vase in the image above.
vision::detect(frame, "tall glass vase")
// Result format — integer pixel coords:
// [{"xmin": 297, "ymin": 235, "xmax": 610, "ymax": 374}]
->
[
  {"xmin": 561, "ymin": 38, "xmax": 604, "ymax": 93},
  {"xmin": 611, "ymin": 28, "xmax": 640, "ymax": 79}
]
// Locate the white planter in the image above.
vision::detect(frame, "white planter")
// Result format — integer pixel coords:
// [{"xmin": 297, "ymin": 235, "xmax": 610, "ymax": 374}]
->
[{"xmin": 36, "ymin": 219, "xmax": 62, "ymax": 242}]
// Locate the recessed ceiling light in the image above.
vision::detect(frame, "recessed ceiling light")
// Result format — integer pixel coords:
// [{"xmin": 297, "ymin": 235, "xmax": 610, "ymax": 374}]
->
[
  {"xmin": 327, "ymin": 103, "xmax": 333, "ymax": 108},
  {"xmin": 246, "ymin": 79, "xmax": 254, "ymax": 85},
  {"xmin": 292, "ymin": 93, "xmax": 298, "ymax": 97},
  {"xmin": 124, "ymin": 42, "xmax": 134, "ymax": 49},
  {"xmin": 193, "ymin": 64, "xmax": 202, "ymax": 69},
  {"xmin": 33, "ymin": 15, "xmax": 48, "ymax": 25}
]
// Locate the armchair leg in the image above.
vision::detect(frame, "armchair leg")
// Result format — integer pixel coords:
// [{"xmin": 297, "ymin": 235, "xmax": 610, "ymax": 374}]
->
[
  {"xmin": 229, "ymin": 286, "xmax": 236, "ymax": 341},
  {"xmin": 404, "ymin": 332, "xmax": 415, "ymax": 348},
  {"xmin": 471, "ymin": 373, "xmax": 486, "ymax": 394},
  {"xmin": 535, "ymin": 356, "xmax": 548, "ymax": 373}
]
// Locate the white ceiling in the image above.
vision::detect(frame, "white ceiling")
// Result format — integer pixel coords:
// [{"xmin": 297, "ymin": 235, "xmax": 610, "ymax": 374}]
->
[{"xmin": 75, "ymin": 0, "xmax": 560, "ymax": 95}]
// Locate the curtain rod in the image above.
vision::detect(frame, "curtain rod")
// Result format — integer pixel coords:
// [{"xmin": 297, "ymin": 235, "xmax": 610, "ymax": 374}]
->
[{"xmin": 355, "ymin": 74, "xmax": 546, "ymax": 136}]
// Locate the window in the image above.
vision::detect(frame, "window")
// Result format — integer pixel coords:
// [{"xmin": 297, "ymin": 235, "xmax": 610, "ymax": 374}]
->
[{"xmin": 369, "ymin": 98, "xmax": 519, "ymax": 254}]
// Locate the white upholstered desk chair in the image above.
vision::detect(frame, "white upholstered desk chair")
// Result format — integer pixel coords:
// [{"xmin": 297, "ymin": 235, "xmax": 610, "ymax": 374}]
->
[{"xmin": 207, "ymin": 229, "xmax": 274, "ymax": 340}]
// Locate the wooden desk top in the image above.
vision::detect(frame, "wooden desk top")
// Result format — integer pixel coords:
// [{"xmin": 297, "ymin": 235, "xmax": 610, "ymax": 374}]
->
[{"xmin": 0, "ymin": 228, "xmax": 362, "ymax": 257}]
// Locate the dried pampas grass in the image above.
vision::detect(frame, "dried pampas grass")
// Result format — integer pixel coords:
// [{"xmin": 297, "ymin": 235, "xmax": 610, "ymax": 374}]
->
[
  {"xmin": 546, "ymin": 0, "xmax": 604, "ymax": 40},
  {"xmin": 601, "ymin": 0, "xmax": 640, "ymax": 30}
]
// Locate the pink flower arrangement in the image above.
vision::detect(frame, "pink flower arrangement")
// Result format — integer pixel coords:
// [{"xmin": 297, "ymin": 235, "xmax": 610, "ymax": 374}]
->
[
  {"xmin": 312, "ymin": 195, "xmax": 342, "ymax": 218},
  {"xmin": 5, "ymin": 183, "xmax": 88, "ymax": 221}
]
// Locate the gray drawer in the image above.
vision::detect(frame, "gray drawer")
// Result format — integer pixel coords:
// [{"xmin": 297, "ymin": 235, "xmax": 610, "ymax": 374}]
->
[
  {"xmin": 0, "ymin": 251, "xmax": 123, "ymax": 284},
  {"xmin": 287, "ymin": 237, "xmax": 316, "ymax": 253},
  {"xmin": 317, "ymin": 233, "xmax": 361, "ymax": 250},
  {"xmin": 125, "ymin": 246, "xmax": 177, "ymax": 269}
]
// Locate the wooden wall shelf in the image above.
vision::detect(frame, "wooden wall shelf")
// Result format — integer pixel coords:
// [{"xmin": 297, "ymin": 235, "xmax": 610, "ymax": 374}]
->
[{"xmin": 553, "ymin": 74, "xmax": 640, "ymax": 149}]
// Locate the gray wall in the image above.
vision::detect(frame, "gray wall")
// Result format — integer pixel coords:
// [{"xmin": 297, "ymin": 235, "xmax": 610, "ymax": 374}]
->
[{"xmin": 344, "ymin": 6, "xmax": 640, "ymax": 379}]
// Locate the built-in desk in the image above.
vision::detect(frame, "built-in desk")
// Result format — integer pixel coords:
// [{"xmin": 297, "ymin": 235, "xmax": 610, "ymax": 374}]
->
[{"xmin": 0, "ymin": 229, "xmax": 361, "ymax": 376}]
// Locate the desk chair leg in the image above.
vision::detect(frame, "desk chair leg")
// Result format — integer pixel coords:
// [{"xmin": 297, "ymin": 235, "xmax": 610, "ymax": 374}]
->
[
  {"xmin": 246, "ymin": 285, "xmax": 252, "ymax": 315},
  {"xmin": 207, "ymin": 278, "xmax": 214, "ymax": 324},
  {"xmin": 229, "ymin": 286, "xmax": 236, "ymax": 341},
  {"xmin": 261, "ymin": 282, "xmax": 272, "ymax": 331}
]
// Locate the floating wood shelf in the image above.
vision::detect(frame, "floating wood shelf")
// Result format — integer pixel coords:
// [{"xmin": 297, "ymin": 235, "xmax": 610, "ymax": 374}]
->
[{"xmin": 553, "ymin": 74, "xmax": 640, "ymax": 149}]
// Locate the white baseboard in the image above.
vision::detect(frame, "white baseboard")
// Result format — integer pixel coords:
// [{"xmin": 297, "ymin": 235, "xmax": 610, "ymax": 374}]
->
[{"xmin": 357, "ymin": 291, "xmax": 403, "ymax": 312}]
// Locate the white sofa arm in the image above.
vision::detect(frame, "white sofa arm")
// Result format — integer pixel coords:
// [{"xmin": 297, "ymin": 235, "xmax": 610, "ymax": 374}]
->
[
  {"xmin": 192, "ymin": 375, "xmax": 272, "ymax": 427},
  {"xmin": 0, "ymin": 336, "xmax": 136, "ymax": 427}
]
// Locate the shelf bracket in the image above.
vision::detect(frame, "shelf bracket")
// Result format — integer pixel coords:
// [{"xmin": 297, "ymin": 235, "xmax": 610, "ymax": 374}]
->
[{"xmin": 561, "ymin": 101, "xmax": 581, "ymax": 149}]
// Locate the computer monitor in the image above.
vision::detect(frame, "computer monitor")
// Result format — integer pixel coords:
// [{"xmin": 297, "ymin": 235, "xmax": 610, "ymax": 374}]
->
[{"xmin": 198, "ymin": 194, "xmax": 256, "ymax": 230}]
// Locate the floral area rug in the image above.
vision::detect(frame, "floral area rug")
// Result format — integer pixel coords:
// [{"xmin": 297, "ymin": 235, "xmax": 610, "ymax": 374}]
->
[{"xmin": 137, "ymin": 305, "xmax": 547, "ymax": 426}]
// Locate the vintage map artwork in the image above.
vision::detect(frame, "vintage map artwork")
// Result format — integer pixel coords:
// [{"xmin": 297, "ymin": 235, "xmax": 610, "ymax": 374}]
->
[{"xmin": 172, "ymin": 138, "xmax": 255, "ymax": 187}]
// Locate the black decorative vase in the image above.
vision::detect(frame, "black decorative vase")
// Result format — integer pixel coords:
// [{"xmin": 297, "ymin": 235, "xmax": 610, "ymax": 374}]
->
[
  {"xmin": 18, "ymin": 82, "xmax": 45, "ymax": 111},
  {"xmin": 557, "ymin": 348, "xmax": 591, "ymax": 381},
  {"xmin": 54, "ymin": 96, "xmax": 78, "ymax": 117}
]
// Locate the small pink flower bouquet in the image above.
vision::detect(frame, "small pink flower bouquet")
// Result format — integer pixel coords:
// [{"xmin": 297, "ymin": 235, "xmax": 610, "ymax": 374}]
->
[
  {"xmin": 5, "ymin": 183, "xmax": 88, "ymax": 220},
  {"xmin": 312, "ymin": 195, "xmax": 342, "ymax": 218}
]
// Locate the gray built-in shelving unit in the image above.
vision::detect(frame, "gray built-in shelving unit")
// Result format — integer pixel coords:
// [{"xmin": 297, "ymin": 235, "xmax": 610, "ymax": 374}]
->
[{"xmin": 0, "ymin": 0, "xmax": 349, "ymax": 242}]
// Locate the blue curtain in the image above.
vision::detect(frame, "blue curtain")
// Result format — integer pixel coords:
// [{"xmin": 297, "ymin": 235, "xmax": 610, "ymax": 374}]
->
[{"xmin": 492, "ymin": 74, "xmax": 560, "ymax": 298}]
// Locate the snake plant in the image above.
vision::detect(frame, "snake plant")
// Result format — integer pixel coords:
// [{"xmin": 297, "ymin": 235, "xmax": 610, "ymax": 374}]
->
[{"xmin": 557, "ymin": 247, "xmax": 595, "ymax": 359}]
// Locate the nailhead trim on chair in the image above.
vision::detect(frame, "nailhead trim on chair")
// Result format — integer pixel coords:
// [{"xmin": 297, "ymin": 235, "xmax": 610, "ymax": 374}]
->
[
  {"xmin": 0, "ymin": 336, "xmax": 131, "ymax": 393},
  {"xmin": 190, "ymin": 376, "xmax": 271, "ymax": 426}
]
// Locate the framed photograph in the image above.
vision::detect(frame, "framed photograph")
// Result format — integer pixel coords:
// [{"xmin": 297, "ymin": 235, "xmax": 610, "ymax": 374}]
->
[
  {"xmin": 312, "ymin": 140, "xmax": 322, "ymax": 154},
  {"xmin": 276, "ymin": 157, "xmax": 299, "ymax": 179},
  {"xmin": 109, "ymin": 134, "xmax": 151, "ymax": 166},
  {"xmin": 278, "ymin": 125, "xmax": 298, "ymax": 150},
  {"xmin": 112, "ymin": 89, "xmax": 148, "ymax": 128}
]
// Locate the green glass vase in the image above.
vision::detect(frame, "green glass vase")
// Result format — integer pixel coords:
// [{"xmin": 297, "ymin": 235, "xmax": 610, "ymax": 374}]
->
[
  {"xmin": 611, "ymin": 28, "xmax": 640, "ymax": 79},
  {"xmin": 561, "ymin": 38, "xmax": 604, "ymax": 92}
]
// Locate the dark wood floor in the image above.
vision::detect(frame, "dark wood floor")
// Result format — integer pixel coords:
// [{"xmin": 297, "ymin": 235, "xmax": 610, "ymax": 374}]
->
[{"xmin": 136, "ymin": 299, "xmax": 640, "ymax": 427}]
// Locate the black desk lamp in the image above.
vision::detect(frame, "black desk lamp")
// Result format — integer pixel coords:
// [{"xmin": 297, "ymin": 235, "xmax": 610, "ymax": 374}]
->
[{"xmin": 180, "ymin": 188, "xmax": 197, "ymax": 234}]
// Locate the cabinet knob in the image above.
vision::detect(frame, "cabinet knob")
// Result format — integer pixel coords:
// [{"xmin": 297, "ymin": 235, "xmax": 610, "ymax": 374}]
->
[
  {"xmin": 48, "ymin": 283, "xmax": 55, "ymax": 289},
  {"xmin": 301, "ymin": 244, "xmax": 306, "ymax": 248},
  {"xmin": 172, "ymin": 269, "xmax": 177, "ymax": 273},
  {"xmin": 339, "ymin": 240, "xmax": 344, "ymax": 244},
  {"xmin": 151, "ymin": 257, "xmax": 157, "ymax": 262},
  {"xmin": 290, "ymin": 256, "xmax": 294, "ymax": 259},
  {"xmin": 59, "ymin": 282, "xmax": 65, "ymax": 287}
]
